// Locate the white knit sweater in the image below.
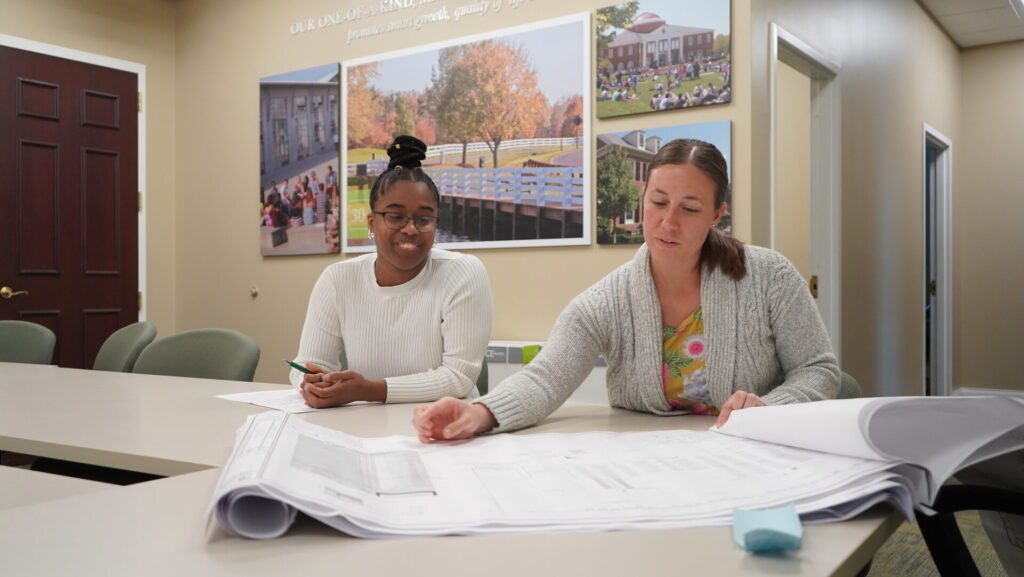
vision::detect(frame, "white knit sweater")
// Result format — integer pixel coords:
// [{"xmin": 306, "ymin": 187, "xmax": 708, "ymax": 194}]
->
[
  {"xmin": 290, "ymin": 249, "xmax": 493, "ymax": 402},
  {"xmin": 479, "ymin": 244, "xmax": 840, "ymax": 432}
]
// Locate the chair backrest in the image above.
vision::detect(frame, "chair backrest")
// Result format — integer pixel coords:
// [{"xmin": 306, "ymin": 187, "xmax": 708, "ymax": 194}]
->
[
  {"xmin": 92, "ymin": 321, "xmax": 157, "ymax": 372},
  {"xmin": 476, "ymin": 358, "xmax": 489, "ymax": 396},
  {"xmin": 0, "ymin": 320, "xmax": 56, "ymax": 365},
  {"xmin": 838, "ymin": 371, "xmax": 862, "ymax": 399},
  {"xmin": 133, "ymin": 328, "xmax": 261, "ymax": 382}
]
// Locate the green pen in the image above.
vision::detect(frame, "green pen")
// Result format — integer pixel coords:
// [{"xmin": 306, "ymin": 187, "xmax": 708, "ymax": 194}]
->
[{"xmin": 283, "ymin": 359, "xmax": 322, "ymax": 374}]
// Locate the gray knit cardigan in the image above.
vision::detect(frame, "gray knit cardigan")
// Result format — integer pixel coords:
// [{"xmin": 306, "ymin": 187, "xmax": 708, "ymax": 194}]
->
[{"xmin": 480, "ymin": 243, "xmax": 840, "ymax": 432}]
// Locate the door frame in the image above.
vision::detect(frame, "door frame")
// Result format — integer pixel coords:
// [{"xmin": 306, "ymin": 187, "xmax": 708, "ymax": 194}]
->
[
  {"xmin": 0, "ymin": 33, "xmax": 148, "ymax": 320},
  {"xmin": 923, "ymin": 123, "xmax": 953, "ymax": 396},
  {"xmin": 769, "ymin": 23, "xmax": 842, "ymax": 360}
]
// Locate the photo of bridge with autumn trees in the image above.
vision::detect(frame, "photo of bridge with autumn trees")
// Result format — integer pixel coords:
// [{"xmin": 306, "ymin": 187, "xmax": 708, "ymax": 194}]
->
[{"xmin": 343, "ymin": 15, "xmax": 590, "ymax": 251}]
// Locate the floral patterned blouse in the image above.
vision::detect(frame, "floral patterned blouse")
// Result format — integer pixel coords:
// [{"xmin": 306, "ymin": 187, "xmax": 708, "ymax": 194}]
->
[{"xmin": 661, "ymin": 306, "xmax": 718, "ymax": 415}]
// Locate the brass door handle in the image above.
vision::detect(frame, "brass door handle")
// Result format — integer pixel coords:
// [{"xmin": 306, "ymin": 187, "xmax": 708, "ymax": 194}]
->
[{"xmin": 0, "ymin": 286, "xmax": 29, "ymax": 299}]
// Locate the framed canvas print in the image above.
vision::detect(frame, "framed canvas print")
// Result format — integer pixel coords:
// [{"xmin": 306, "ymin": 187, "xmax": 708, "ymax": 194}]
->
[
  {"xmin": 343, "ymin": 13, "xmax": 591, "ymax": 252},
  {"xmin": 596, "ymin": 1, "xmax": 731, "ymax": 119},
  {"xmin": 596, "ymin": 120, "xmax": 731, "ymax": 244},
  {"xmin": 259, "ymin": 63, "xmax": 341, "ymax": 256}
]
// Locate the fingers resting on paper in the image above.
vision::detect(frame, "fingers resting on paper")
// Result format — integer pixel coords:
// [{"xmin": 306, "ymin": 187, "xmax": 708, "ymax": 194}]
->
[
  {"xmin": 412, "ymin": 397, "xmax": 496, "ymax": 444},
  {"xmin": 715, "ymin": 391, "xmax": 765, "ymax": 428}
]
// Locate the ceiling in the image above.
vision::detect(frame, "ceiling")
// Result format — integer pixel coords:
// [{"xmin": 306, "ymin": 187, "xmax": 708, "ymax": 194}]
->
[{"xmin": 919, "ymin": 0, "xmax": 1024, "ymax": 47}]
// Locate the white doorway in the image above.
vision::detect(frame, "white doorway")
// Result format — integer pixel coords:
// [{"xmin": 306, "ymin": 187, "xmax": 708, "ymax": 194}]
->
[
  {"xmin": 924, "ymin": 124, "xmax": 952, "ymax": 396},
  {"xmin": 769, "ymin": 23, "xmax": 842, "ymax": 360}
]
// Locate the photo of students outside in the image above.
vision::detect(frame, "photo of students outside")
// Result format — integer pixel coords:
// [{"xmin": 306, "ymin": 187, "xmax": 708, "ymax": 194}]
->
[
  {"xmin": 596, "ymin": 120, "xmax": 731, "ymax": 244},
  {"xmin": 343, "ymin": 15, "xmax": 590, "ymax": 251},
  {"xmin": 259, "ymin": 63, "xmax": 341, "ymax": 256},
  {"xmin": 596, "ymin": 0, "xmax": 731, "ymax": 119}
]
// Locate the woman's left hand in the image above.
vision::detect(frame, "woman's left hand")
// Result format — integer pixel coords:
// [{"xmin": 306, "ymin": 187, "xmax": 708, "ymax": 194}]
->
[
  {"xmin": 300, "ymin": 370, "xmax": 386, "ymax": 408},
  {"xmin": 715, "ymin": 391, "xmax": 764, "ymax": 427}
]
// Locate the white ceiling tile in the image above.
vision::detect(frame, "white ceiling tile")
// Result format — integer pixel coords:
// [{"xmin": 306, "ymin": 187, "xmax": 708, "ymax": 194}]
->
[
  {"xmin": 921, "ymin": 0, "xmax": 1024, "ymax": 47},
  {"xmin": 956, "ymin": 25, "xmax": 1024, "ymax": 46},
  {"xmin": 940, "ymin": 7, "xmax": 1021, "ymax": 35},
  {"xmin": 923, "ymin": 0, "xmax": 1012, "ymax": 17}
]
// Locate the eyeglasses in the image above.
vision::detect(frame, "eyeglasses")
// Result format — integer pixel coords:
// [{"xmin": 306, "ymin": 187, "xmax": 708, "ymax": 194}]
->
[{"xmin": 373, "ymin": 211, "xmax": 438, "ymax": 232}]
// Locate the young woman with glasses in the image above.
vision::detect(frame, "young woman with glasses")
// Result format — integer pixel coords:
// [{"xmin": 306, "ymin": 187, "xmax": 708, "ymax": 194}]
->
[
  {"xmin": 290, "ymin": 135, "xmax": 493, "ymax": 408},
  {"xmin": 414, "ymin": 138, "xmax": 839, "ymax": 441}
]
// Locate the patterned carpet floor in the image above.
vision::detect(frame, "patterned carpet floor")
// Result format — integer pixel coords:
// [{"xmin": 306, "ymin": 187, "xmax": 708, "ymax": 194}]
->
[{"xmin": 866, "ymin": 511, "xmax": 1008, "ymax": 577}]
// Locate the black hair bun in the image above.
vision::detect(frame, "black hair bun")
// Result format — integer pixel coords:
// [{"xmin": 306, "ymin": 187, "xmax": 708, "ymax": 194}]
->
[{"xmin": 386, "ymin": 135, "xmax": 427, "ymax": 170}]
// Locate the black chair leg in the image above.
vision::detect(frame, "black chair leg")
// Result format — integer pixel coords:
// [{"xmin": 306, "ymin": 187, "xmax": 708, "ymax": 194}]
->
[
  {"xmin": 916, "ymin": 510, "xmax": 982, "ymax": 577},
  {"xmin": 853, "ymin": 559, "xmax": 872, "ymax": 577}
]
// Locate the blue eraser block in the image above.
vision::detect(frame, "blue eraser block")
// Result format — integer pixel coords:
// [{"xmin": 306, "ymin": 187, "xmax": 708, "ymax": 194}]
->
[{"xmin": 732, "ymin": 504, "xmax": 803, "ymax": 553}]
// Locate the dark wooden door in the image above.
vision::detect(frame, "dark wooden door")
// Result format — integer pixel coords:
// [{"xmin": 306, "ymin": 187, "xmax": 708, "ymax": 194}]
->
[{"xmin": 0, "ymin": 45, "xmax": 138, "ymax": 368}]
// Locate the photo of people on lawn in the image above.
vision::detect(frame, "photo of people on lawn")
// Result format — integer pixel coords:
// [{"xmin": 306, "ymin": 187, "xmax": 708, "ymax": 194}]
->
[{"xmin": 596, "ymin": 0, "xmax": 731, "ymax": 119}]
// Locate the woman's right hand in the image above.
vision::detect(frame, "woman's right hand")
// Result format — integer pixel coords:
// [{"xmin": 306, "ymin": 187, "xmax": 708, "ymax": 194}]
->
[{"xmin": 412, "ymin": 397, "xmax": 497, "ymax": 443}]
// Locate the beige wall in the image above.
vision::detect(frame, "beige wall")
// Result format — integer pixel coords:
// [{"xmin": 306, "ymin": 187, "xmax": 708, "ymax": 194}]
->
[
  {"xmin": 956, "ymin": 41, "xmax": 1024, "ymax": 392},
  {"xmin": 749, "ymin": 0, "xmax": 962, "ymax": 396},
  {"xmin": 172, "ymin": 0, "xmax": 751, "ymax": 383},
  {"xmin": 0, "ymin": 0, "xmax": 179, "ymax": 338}
]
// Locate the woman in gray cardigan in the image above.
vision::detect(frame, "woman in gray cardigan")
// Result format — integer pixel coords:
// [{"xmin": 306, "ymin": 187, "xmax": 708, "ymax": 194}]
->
[{"xmin": 414, "ymin": 139, "xmax": 839, "ymax": 442}]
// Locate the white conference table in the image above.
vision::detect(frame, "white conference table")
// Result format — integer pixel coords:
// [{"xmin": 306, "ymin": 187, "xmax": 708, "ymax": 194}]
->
[
  {"xmin": 0, "ymin": 362, "xmax": 284, "ymax": 475},
  {"xmin": 0, "ymin": 464, "xmax": 111, "ymax": 511},
  {"xmin": 0, "ymin": 362, "xmax": 902, "ymax": 577}
]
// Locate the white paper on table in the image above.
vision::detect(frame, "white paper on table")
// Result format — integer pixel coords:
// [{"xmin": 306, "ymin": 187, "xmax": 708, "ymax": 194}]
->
[
  {"xmin": 215, "ymin": 389, "xmax": 319, "ymax": 413},
  {"xmin": 713, "ymin": 396, "xmax": 1024, "ymax": 503},
  {"xmin": 215, "ymin": 389, "xmax": 373, "ymax": 413},
  {"xmin": 712, "ymin": 398, "xmax": 881, "ymax": 459},
  {"xmin": 211, "ymin": 413, "xmax": 902, "ymax": 539},
  {"xmin": 208, "ymin": 411, "xmax": 298, "ymax": 539},
  {"xmin": 212, "ymin": 397, "xmax": 1024, "ymax": 539}
]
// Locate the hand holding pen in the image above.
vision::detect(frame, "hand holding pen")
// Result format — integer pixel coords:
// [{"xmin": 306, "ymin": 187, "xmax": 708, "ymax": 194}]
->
[
  {"xmin": 284, "ymin": 358, "xmax": 326, "ymax": 385},
  {"xmin": 283, "ymin": 359, "xmax": 386, "ymax": 408}
]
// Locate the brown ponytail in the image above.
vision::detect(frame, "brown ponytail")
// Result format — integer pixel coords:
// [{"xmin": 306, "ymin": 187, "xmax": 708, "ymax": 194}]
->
[{"xmin": 700, "ymin": 227, "xmax": 746, "ymax": 281}]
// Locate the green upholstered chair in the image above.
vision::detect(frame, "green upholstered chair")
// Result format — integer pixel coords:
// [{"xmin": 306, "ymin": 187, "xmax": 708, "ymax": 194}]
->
[
  {"xmin": 475, "ymin": 358, "xmax": 489, "ymax": 396},
  {"xmin": 92, "ymin": 321, "xmax": 157, "ymax": 372},
  {"xmin": 0, "ymin": 320, "xmax": 58, "ymax": 471},
  {"xmin": 133, "ymin": 328, "xmax": 260, "ymax": 382},
  {"xmin": 0, "ymin": 320, "xmax": 56, "ymax": 365},
  {"xmin": 838, "ymin": 371, "xmax": 862, "ymax": 399}
]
